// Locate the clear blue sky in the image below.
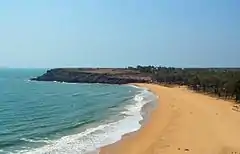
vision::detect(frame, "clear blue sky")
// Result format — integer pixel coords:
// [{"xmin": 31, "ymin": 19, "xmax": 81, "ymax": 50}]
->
[{"xmin": 0, "ymin": 0, "xmax": 239, "ymax": 68}]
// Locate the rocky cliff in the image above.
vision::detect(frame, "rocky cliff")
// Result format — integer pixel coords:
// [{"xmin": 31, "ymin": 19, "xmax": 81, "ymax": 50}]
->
[{"xmin": 31, "ymin": 68, "xmax": 152, "ymax": 84}]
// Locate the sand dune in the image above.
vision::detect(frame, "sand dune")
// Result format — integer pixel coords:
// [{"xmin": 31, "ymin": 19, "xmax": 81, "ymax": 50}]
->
[{"xmin": 100, "ymin": 83, "xmax": 240, "ymax": 154}]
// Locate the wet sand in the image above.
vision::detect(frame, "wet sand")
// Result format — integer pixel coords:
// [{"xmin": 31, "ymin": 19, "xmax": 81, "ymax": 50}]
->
[{"xmin": 100, "ymin": 83, "xmax": 240, "ymax": 154}]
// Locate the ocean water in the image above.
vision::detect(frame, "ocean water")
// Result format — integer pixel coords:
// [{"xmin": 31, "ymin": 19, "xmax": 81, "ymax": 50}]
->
[{"xmin": 0, "ymin": 69, "xmax": 157, "ymax": 154}]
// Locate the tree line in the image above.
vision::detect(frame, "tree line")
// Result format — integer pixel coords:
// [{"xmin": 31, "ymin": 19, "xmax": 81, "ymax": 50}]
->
[{"xmin": 128, "ymin": 66, "xmax": 240, "ymax": 103}]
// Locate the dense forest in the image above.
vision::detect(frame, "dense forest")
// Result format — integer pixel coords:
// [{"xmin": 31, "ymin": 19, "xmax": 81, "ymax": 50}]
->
[{"xmin": 129, "ymin": 66, "xmax": 240, "ymax": 103}]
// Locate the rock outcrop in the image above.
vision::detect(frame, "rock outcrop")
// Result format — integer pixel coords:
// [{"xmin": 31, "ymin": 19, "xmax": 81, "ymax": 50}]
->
[{"xmin": 31, "ymin": 68, "xmax": 152, "ymax": 84}]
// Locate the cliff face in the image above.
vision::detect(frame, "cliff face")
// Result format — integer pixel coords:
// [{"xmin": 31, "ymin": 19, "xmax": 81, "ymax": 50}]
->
[{"xmin": 31, "ymin": 68, "xmax": 152, "ymax": 84}]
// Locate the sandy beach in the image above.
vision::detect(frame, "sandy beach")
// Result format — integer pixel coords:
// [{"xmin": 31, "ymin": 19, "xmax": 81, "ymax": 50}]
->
[{"xmin": 100, "ymin": 83, "xmax": 240, "ymax": 154}]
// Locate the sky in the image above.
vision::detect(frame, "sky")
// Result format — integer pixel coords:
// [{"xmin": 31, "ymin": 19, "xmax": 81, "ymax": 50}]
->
[{"xmin": 0, "ymin": 0, "xmax": 239, "ymax": 68}]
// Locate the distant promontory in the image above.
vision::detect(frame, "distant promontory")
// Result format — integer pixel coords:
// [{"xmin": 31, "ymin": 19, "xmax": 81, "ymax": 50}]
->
[{"xmin": 31, "ymin": 68, "xmax": 152, "ymax": 84}]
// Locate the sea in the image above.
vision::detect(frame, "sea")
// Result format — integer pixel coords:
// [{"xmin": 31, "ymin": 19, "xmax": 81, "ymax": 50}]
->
[{"xmin": 0, "ymin": 68, "xmax": 157, "ymax": 154}]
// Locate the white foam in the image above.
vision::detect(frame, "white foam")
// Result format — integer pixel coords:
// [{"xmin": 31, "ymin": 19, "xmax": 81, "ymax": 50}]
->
[
  {"xmin": 20, "ymin": 138, "xmax": 52, "ymax": 144},
  {"xmin": 18, "ymin": 88, "xmax": 156, "ymax": 154},
  {"xmin": 122, "ymin": 89, "xmax": 155, "ymax": 115},
  {"xmin": 127, "ymin": 84, "xmax": 143, "ymax": 89},
  {"xmin": 61, "ymin": 82, "xmax": 78, "ymax": 85}
]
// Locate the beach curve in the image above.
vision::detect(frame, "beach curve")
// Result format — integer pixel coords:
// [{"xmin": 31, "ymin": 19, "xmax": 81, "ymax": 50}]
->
[{"xmin": 100, "ymin": 83, "xmax": 240, "ymax": 154}]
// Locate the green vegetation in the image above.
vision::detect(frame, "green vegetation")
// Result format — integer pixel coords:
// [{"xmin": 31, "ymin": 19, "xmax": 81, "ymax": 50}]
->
[{"xmin": 129, "ymin": 66, "xmax": 240, "ymax": 103}]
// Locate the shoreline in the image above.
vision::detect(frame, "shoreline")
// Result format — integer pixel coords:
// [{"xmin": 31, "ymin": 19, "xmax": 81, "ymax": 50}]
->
[
  {"xmin": 100, "ymin": 83, "xmax": 240, "ymax": 154},
  {"xmin": 86, "ymin": 83, "xmax": 158, "ymax": 154},
  {"xmin": 92, "ymin": 84, "xmax": 158, "ymax": 154},
  {"xmin": 99, "ymin": 83, "xmax": 161, "ymax": 154},
  {"xmin": 88, "ymin": 83, "xmax": 158, "ymax": 154},
  {"xmin": 124, "ymin": 84, "xmax": 158, "ymax": 127}
]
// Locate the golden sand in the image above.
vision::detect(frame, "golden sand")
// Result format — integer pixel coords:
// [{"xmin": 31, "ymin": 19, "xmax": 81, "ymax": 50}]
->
[{"xmin": 100, "ymin": 83, "xmax": 240, "ymax": 154}]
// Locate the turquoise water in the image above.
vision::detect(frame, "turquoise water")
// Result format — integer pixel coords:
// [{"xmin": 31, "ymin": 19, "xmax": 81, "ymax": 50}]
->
[{"xmin": 0, "ymin": 69, "xmax": 157, "ymax": 154}]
